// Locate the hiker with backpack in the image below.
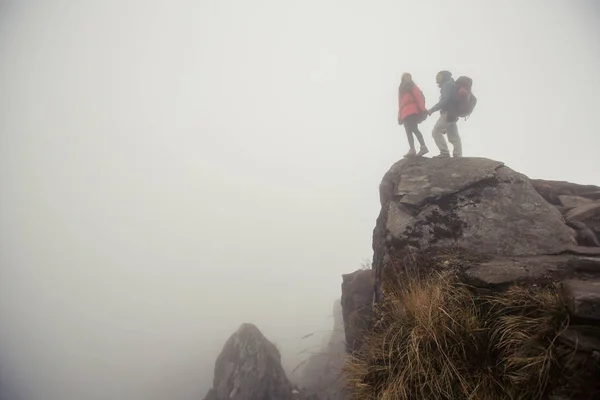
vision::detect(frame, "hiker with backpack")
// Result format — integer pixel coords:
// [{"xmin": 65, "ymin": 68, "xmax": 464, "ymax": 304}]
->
[
  {"xmin": 398, "ymin": 73, "xmax": 429, "ymax": 158},
  {"xmin": 426, "ymin": 71, "xmax": 477, "ymax": 158}
]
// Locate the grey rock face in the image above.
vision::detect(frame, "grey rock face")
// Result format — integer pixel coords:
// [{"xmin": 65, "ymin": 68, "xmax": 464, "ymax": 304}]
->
[
  {"xmin": 341, "ymin": 269, "xmax": 373, "ymax": 353},
  {"xmin": 562, "ymin": 280, "xmax": 600, "ymax": 321},
  {"xmin": 558, "ymin": 195, "xmax": 594, "ymax": 208},
  {"xmin": 462, "ymin": 255, "xmax": 597, "ymax": 288},
  {"xmin": 205, "ymin": 323, "xmax": 294, "ymax": 400},
  {"xmin": 532, "ymin": 180, "xmax": 600, "ymax": 247},
  {"xmin": 378, "ymin": 157, "xmax": 576, "ymax": 259},
  {"xmin": 568, "ymin": 221, "xmax": 600, "ymax": 247},
  {"xmin": 530, "ymin": 180, "xmax": 600, "ymax": 205},
  {"xmin": 565, "ymin": 201, "xmax": 600, "ymax": 224}
]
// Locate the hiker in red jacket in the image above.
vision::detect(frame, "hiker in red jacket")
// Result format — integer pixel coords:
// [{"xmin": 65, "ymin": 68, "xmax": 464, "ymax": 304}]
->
[{"xmin": 398, "ymin": 73, "xmax": 429, "ymax": 157}]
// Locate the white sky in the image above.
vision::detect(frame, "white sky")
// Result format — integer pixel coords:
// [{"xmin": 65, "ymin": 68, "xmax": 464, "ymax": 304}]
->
[{"xmin": 1, "ymin": 1, "xmax": 599, "ymax": 399}]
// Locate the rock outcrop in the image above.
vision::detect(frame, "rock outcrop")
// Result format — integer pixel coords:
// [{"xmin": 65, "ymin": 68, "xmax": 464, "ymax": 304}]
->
[
  {"xmin": 370, "ymin": 158, "xmax": 600, "ymax": 302},
  {"xmin": 376, "ymin": 158, "xmax": 576, "ymax": 259},
  {"xmin": 342, "ymin": 157, "xmax": 600, "ymax": 398},
  {"xmin": 340, "ymin": 269, "xmax": 373, "ymax": 354},
  {"xmin": 296, "ymin": 300, "xmax": 348, "ymax": 400},
  {"xmin": 531, "ymin": 179, "xmax": 600, "ymax": 249},
  {"xmin": 203, "ymin": 323, "xmax": 296, "ymax": 400}
]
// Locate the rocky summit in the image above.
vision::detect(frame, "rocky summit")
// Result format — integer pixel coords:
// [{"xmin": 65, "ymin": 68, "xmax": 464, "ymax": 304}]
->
[
  {"xmin": 369, "ymin": 157, "xmax": 600, "ymax": 303},
  {"xmin": 203, "ymin": 323, "xmax": 296, "ymax": 400},
  {"xmin": 342, "ymin": 157, "xmax": 600, "ymax": 399},
  {"xmin": 376, "ymin": 157, "xmax": 576, "ymax": 258}
]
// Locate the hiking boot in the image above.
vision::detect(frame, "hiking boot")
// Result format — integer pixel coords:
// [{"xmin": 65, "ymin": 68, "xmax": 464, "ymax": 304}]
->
[
  {"xmin": 403, "ymin": 148, "xmax": 416, "ymax": 158},
  {"xmin": 433, "ymin": 153, "xmax": 450, "ymax": 158},
  {"xmin": 417, "ymin": 146, "xmax": 429, "ymax": 157}
]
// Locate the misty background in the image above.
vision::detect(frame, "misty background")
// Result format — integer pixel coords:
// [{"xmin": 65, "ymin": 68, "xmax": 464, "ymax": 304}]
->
[{"xmin": 1, "ymin": 1, "xmax": 599, "ymax": 399}]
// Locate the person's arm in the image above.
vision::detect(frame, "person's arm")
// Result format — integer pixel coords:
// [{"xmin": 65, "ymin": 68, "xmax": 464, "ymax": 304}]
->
[
  {"xmin": 414, "ymin": 86, "xmax": 426, "ymax": 113},
  {"xmin": 428, "ymin": 82, "xmax": 452, "ymax": 114}
]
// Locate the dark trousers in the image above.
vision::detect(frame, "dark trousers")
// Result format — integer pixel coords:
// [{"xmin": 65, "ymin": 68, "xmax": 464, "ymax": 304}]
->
[{"xmin": 403, "ymin": 113, "xmax": 425, "ymax": 149}]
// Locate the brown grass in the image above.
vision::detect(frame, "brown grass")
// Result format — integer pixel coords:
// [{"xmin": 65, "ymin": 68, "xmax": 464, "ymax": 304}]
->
[{"xmin": 344, "ymin": 260, "xmax": 570, "ymax": 400}]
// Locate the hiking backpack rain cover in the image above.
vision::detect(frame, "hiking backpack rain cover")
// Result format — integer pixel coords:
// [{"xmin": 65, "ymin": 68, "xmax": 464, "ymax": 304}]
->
[{"xmin": 455, "ymin": 76, "xmax": 477, "ymax": 119}]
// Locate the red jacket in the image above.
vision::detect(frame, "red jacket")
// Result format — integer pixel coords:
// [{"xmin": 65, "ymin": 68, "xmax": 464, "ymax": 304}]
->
[{"xmin": 398, "ymin": 84, "xmax": 426, "ymax": 122}]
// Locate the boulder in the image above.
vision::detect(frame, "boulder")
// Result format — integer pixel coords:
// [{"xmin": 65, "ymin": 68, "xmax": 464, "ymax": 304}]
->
[
  {"xmin": 582, "ymin": 191, "xmax": 600, "ymax": 200},
  {"xmin": 565, "ymin": 245, "xmax": 600, "ymax": 256},
  {"xmin": 558, "ymin": 195, "xmax": 594, "ymax": 209},
  {"xmin": 565, "ymin": 201, "xmax": 600, "ymax": 224},
  {"xmin": 562, "ymin": 279, "xmax": 600, "ymax": 321},
  {"xmin": 531, "ymin": 179, "xmax": 600, "ymax": 205},
  {"xmin": 340, "ymin": 269, "xmax": 373, "ymax": 353},
  {"xmin": 531, "ymin": 180, "xmax": 600, "ymax": 250},
  {"xmin": 378, "ymin": 157, "xmax": 576, "ymax": 259},
  {"xmin": 204, "ymin": 323, "xmax": 295, "ymax": 400},
  {"xmin": 568, "ymin": 221, "xmax": 600, "ymax": 247},
  {"xmin": 462, "ymin": 255, "xmax": 600, "ymax": 288}
]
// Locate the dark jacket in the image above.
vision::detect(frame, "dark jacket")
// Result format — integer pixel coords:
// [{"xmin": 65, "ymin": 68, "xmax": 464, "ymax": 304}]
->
[{"xmin": 429, "ymin": 77, "xmax": 458, "ymax": 115}]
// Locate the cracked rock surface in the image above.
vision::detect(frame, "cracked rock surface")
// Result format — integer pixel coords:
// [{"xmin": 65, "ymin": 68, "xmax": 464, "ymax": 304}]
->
[{"xmin": 375, "ymin": 157, "xmax": 576, "ymax": 264}]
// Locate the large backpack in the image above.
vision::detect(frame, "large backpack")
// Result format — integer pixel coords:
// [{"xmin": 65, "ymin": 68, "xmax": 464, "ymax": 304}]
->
[{"xmin": 454, "ymin": 76, "xmax": 477, "ymax": 119}]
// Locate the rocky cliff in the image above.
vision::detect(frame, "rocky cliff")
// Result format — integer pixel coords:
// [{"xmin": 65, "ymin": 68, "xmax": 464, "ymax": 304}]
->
[
  {"xmin": 531, "ymin": 179, "xmax": 600, "ymax": 248},
  {"xmin": 203, "ymin": 323, "xmax": 298, "ymax": 400},
  {"xmin": 341, "ymin": 157, "xmax": 600, "ymax": 400}
]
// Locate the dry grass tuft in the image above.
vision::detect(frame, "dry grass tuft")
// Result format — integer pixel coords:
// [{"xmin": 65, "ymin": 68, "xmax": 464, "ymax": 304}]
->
[
  {"xmin": 344, "ymin": 258, "xmax": 570, "ymax": 400},
  {"xmin": 486, "ymin": 286, "xmax": 568, "ymax": 399}
]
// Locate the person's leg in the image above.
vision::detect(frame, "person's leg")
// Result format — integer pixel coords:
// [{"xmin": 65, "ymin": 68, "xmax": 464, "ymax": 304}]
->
[
  {"xmin": 412, "ymin": 123, "xmax": 429, "ymax": 156},
  {"xmin": 413, "ymin": 125, "xmax": 426, "ymax": 147},
  {"xmin": 404, "ymin": 123, "xmax": 415, "ymax": 150},
  {"xmin": 432, "ymin": 113, "xmax": 450, "ymax": 156},
  {"xmin": 446, "ymin": 121, "xmax": 462, "ymax": 157},
  {"xmin": 403, "ymin": 115, "xmax": 417, "ymax": 156}
]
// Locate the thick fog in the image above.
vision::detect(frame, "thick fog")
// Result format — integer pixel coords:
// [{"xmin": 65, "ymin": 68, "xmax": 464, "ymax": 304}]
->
[{"xmin": 1, "ymin": 1, "xmax": 599, "ymax": 399}]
